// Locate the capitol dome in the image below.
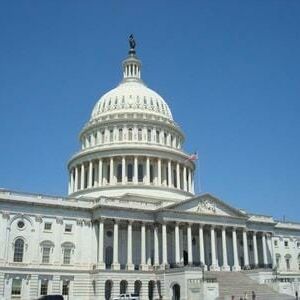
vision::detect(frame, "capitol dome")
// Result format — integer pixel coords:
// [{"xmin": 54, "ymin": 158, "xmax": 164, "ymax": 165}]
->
[
  {"xmin": 91, "ymin": 81, "xmax": 173, "ymax": 121},
  {"xmin": 90, "ymin": 51, "xmax": 173, "ymax": 122},
  {"xmin": 68, "ymin": 39, "xmax": 195, "ymax": 201}
]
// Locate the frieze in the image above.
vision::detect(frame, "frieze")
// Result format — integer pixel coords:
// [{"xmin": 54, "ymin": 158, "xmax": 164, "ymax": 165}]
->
[{"xmin": 197, "ymin": 199, "xmax": 216, "ymax": 214}]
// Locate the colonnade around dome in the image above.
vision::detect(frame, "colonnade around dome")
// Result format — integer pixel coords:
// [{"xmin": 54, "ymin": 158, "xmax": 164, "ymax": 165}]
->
[{"xmin": 68, "ymin": 155, "xmax": 195, "ymax": 196}]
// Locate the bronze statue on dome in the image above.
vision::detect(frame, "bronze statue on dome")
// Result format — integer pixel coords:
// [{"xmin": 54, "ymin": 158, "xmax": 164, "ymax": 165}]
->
[{"xmin": 129, "ymin": 34, "xmax": 136, "ymax": 49}]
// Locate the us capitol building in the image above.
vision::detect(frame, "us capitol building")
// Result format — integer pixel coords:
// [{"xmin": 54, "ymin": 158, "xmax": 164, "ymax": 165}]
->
[{"xmin": 0, "ymin": 38, "xmax": 300, "ymax": 300}]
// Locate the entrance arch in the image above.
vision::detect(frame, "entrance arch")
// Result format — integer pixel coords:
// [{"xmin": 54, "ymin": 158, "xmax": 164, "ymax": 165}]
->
[
  {"xmin": 172, "ymin": 284, "xmax": 180, "ymax": 300},
  {"xmin": 105, "ymin": 280, "xmax": 113, "ymax": 300}
]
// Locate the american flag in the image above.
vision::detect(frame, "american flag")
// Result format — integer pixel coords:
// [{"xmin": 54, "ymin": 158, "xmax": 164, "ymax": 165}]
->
[{"xmin": 185, "ymin": 152, "xmax": 198, "ymax": 162}]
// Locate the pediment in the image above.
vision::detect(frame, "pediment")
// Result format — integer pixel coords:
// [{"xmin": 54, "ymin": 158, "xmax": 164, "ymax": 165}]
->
[{"xmin": 165, "ymin": 193, "xmax": 246, "ymax": 218}]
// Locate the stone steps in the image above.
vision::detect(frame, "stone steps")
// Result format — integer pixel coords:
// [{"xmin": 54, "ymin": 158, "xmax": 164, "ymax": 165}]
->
[{"xmin": 209, "ymin": 271, "xmax": 295, "ymax": 300}]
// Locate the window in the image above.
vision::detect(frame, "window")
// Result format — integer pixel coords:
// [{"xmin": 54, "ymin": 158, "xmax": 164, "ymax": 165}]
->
[
  {"xmin": 284, "ymin": 241, "xmax": 289, "ymax": 247},
  {"xmin": 107, "ymin": 165, "xmax": 110, "ymax": 184},
  {"xmin": 128, "ymin": 128, "xmax": 133, "ymax": 141},
  {"xmin": 138, "ymin": 128, "xmax": 142, "ymax": 141},
  {"xmin": 147, "ymin": 129, "xmax": 151, "ymax": 142},
  {"xmin": 101, "ymin": 131, "xmax": 105, "ymax": 143},
  {"xmin": 274, "ymin": 240, "xmax": 278, "ymax": 247},
  {"xmin": 164, "ymin": 133, "xmax": 167, "ymax": 145},
  {"xmin": 11, "ymin": 279, "xmax": 22, "ymax": 296},
  {"xmin": 63, "ymin": 248, "xmax": 72, "ymax": 265},
  {"xmin": 65, "ymin": 224, "xmax": 72, "ymax": 233},
  {"xmin": 297, "ymin": 242, "xmax": 300, "ymax": 249},
  {"xmin": 109, "ymin": 129, "xmax": 113, "ymax": 142},
  {"xmin": 13, "ymin": 238, "xmax": 24, "ymax": 262},
  {"xmin": 156, "ymin": 130, "xmax": 160, "ymax": 143},
  {"xmin": 44, "ymin": 223, "xmax": 52, "ymax": 231},
  {"xmin": 150, "ymin": 165, "xmax": 154, "ymax": 183},
  {"xmin": 120, "ymin": 280, "xmax": 128, "ymax": 294},
  {"xmin": 42, "ymin": 247, "xmax": 51, "ymax": 264},
  {"xmin": 286, "ymin": 257, "xmax": 290, "ymax": 270},
  {"xmin": 118, "ymin": 128, "xmax": 123, "ymax": 141},
  {"xmin": 117, "ymin": 164, "xmax": 122, "ymax": 183},
  {"xmin": 127, "ymin": 164, "xmax": 133, "ymax": 182},
  {"xmin": 17, "ymin": 220, "xmax": 25, "ymax": 229},
  {"xmin": 40, "ymin": 280, "xmax": 48, "ymax": 296},
  {"xmin": 62, "ymin": 281, "xmax": 70, "ymax": 296},
  {"xmin": 138, "ymin": 164, "xmax": 143, "ymax": 182}
]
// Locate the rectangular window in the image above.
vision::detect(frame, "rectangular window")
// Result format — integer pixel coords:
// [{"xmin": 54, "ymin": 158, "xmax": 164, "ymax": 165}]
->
[
  {"xmin": 109, "ymin": 129, "xmax": 113, "ymax": 142},
  {"xmin": 63, "ymin": 248, "xmax": 71, "ymax": 265},
  {"xmin": 62, "ymin": 281, "xmax": 70, "ymax": 295},
  {"xmin": 274, "ymin": 240, "xmax": 278, "ymax": 247},
  {"xmin": 118, "ymin": 128, "xmax": 123, "ymax": 141},
  {"xmin": 42, "ymin": 247, "xmax": 50, "ymax": 264},
  {"xmin": 156, "ymin": 130, "xmax": 160, "ymax": 143},
  {"xmin": 138, "ymin": 128, "xmax": 142, "ymax": 141},
  {"xmin": 11, "ymin": 279, "xmax": 22, "ymax": 296},
  {"xmin": 65, "ymin": 224, "xmax": 72, "ymax": 233},
  {"xmin": 284, "ymin": 241, "xmax": 289, "ymax": 247},
  {"xmin": 40, "ymin": 280, "xmax": 48, "ymax": 296},
  {"xmin": 44, "ymin": 223, "xmax": 52, "ymax": 231}
]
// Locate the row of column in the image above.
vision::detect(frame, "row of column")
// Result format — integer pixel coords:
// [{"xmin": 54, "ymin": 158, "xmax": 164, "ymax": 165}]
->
[
  {"xmin": 81, "ymin": 126, "xmax": 181, "ymax": 150},
  {"xmin": 68, "ymin": 156, "xmax": 194, "ymax": 194},
  {"xmin": 96, "ymin": 219, "xmax": 272, "ymax": 271}
]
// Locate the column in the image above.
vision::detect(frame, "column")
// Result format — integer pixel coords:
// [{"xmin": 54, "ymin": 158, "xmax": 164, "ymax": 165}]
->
[
  {"xmin": 183, "ymin": 166, "xmax": 187, "ymax": 191},
  {"xmin": 162, "ymin": 223, "xmax": 168, "ymax": 268},
  {"xmin": 126, "ymin": 221, "xmax": 134, "ymax": 270},
  {"xmin": 168, "ymin": 160, "xmax": 172, "ymax": 187},
  {"xmin": 179, "ymin": 227, "xmax": 184, "ymax": 264},
  {"xmin": 140, "ymin": 223, "xmax": 147, "ymax": 270},
  {"xmin": 175, "ymin": 222, "xmax": 180, "ymax": 265},
  {"xmin": 134, "ymin": 156, "xmax": 138, "ymax": 184},
  {"xmin": 70, "ymin": 169, "xmax": 74, "ymax": 194},
  {"xmin": 253, "ymin": 231, "xmax": 259, "ymax": 267},
  {"xmin": 262, "ymin": 232, "xmax": 268, "ymax": 267},
  {"xmin": 210, "ymin": 226, "xmax": 219, "ymax": 271},
  {"xmin": 97, "ymin": 219, "xmax": 105, "ymax": 269},
  {"xmin": 112, "ymin": 220, "xmax": 120, "ymax": 270},
  {"xmin": 98, "ymin": 158, "xmax": 103, "ymax": 187},
  {"xmin": 154, "ymin": 225, "xmax": 159, "ymax": 267},
  {"xmin": 157, "ymin": 158, "xmax": 161, "ymax": 186},
  {"xmin": 188, "ymin": 169, "xmax": 192, "ymax": 192},
  {"xmin": 88, "ymin": 160, "xmax": 93, "ymax": 188},
  {"xmin": 267, "ymin": 234, "xmax": 275, "ymax": 269},
  {"xmin": 232, "ymin": 227, "xmax": 241, "ymax": 271},
  {"xmin": 243, "ymin": 229, "xmax": 249, "ymax": 269},
  {"xmin": 74, "ymin": 166, "xmax": 78, "ymax": 192},
  {"xmin": 109, "ymin": 157, "xmax": 114, "ymax": 184},
  {"xmin": 199, "ymin": 224, "xmax": 206, "ymax": 269},
  {"xmin": 80, "ymin": 164, "xmax": 85, "ymax": 190},
  {"xmin": 191, "ymin": 170, "xmax": 195, "ymax": 193},
  {"xmin": 187, "ymin": 223, "xmax": 193, "ymax": 265},
  {"xmin": 221, "ymin": 226, "xmax": 230, "ymax": 271},
  {"xmin": 176, "ymin": 163, "xmax": 180, "ymax": 189},
  {"xmin": 122, "ymin": 156, "xmax": 126, "ymax": 184},
  {"xmin": 147, "ymin": 226, "xmax": 152, "ymax": 267},
  {"xmin": 146, "ymin": 157, "xmax": 150, "ymax": 185}
]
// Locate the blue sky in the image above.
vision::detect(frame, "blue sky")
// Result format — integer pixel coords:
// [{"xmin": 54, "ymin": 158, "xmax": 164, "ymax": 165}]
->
[{"xmin": 0, "ymin": 1, "xmax": 299, "ymax": 221}]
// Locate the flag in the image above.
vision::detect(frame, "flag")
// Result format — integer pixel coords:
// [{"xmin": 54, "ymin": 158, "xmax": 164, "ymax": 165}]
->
[{"xmin": 185, "ymin": 152, "xmax": 198, "ymax": 162}]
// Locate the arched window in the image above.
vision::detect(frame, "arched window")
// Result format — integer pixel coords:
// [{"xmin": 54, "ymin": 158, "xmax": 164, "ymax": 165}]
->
[
  {"xmin": 156, "ymin": 130, "xmax": 160, "ymax": 143},
  {"xmin": 147, "ymin": 129, "xmax": 152, "ymax": 142},
  {"xmin": 134, "ymin": 280, "xmax": 142, "ymax": 296},
  {"xmin": 172, "ymin": 283, "xmax": 180, "ymax": 300},
  {"xmin": 101, "ymin": 131, "xmax": 105, "ymax": 144},
  {"xmin": 164, "ymin": 133, "xmax": 167, "ymax": 145},
  {"xmin": 109, "ymin": 129, "xmax": 113, "ymax": 142},
  {"xmin": 127, "ymin": 164, "xmax": 133, "ymax": 182},
  {"xmin": 117, "ymin": 164, "xmax": 122, "ymax": 183},
  {"xmin": 138, "ymin": 164, "xmax": 144, "ymax": 182},
  {"xmin": 13, "ymin": 238, "xmax": 24, "ymax": 262},
  {"xmin": 150, "ymin": 165, "xmax": 154, "ymax": 183},
  {"xmin": 138, "ymin": 128, "xmax": 142, "ymax": 141},
  {"xmin": 105, "ymin": 280, "xmax": 113, "ymax": 300},
  {"xmin": 128, "ymin": 128, "xmax": 133, "ymax": 141},
  {"xmin": 120, "ymin": 280, "xmax": 128, "ymax": 294},
  {"xmin": 119, "ymin": 128, "xmax": 123, "ymax": 141},
  {"xmin": 148, "ymin": 281, "xmax": 155, "ymax": 300}
]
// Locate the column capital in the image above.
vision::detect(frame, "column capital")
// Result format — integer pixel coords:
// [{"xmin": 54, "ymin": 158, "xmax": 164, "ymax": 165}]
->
[
  {"xmin": 198, "ymin": 223, "xmax": 205, "ymax": 228},
  {"xmin": 127, "ymin": 220, "xmax": 134, "ymax": 225}
]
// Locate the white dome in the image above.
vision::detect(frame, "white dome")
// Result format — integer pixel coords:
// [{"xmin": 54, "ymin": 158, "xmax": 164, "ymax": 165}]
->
[{"xmin": 91, "ymin": 81, "xmax": 173, "ymax": 121}]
